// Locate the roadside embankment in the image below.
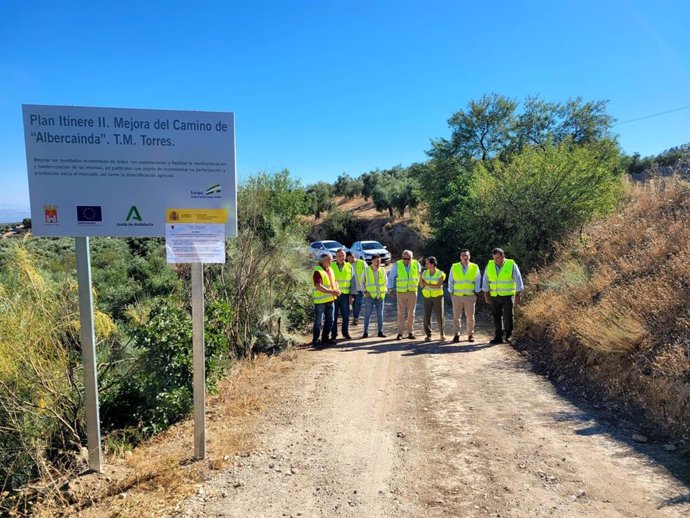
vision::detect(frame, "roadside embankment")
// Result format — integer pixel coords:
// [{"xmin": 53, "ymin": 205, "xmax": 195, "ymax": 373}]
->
[
  {"xmin": 307, "ymin": 196, "xmax": 429, "ymax": 259},
  {"xmin": 518, "ymin": 176, "xmax": 690, "ymax": 437}
]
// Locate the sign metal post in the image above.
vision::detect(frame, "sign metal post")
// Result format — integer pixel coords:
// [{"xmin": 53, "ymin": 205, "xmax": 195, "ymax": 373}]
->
[
  {"xmin": 191, "ymin": 263, "xmax": 206, "ymax": 459},
  {"xmin": 74, "ymin": 236, "xmax": 102, "ymax": 472}
]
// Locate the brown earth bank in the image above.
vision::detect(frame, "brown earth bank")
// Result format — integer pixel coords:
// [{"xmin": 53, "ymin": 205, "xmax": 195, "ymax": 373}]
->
[
  {"xmin": 519, "ymin": 177, "xmax": 690, "ymax": 439},
  {"xmin": 161, "ymin": 301, "xmax": 689, "ymax": 518},
  {"xmin": 307, "ymin": 196, "xmax": 429, "ymax": 259}
]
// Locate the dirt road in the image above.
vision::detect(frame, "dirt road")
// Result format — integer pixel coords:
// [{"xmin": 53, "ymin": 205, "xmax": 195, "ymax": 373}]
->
[{"xmin": 172, "ymin": 301, "xmax": 690, "ymax": 517}]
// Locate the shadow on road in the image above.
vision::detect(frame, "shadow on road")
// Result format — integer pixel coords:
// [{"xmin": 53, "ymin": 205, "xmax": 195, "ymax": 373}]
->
[
  {"xmin": 337, "ymin": 340, "xmax": 499, "ymax": 356},
  {"xmin": 520, "ymin": 361, "xmax": 690, "ymax": 493}
]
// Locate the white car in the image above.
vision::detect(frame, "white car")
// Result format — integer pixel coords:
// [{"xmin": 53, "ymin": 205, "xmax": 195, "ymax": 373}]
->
[
  {"xmin": 309, "ymin": 240, "xmax": 348, "ymax": 260},
  {"xmin": 350, "ymin": 241, "xmax": 391, "ymax": 265}
]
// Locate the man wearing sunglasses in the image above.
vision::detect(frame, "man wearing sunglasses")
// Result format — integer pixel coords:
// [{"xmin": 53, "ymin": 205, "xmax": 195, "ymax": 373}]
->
[{"xmin": 388, "ymin": 249, "xmax": 421, "ymax": 340}]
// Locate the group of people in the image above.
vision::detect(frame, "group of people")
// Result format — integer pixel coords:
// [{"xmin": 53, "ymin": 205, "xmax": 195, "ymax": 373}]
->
[{"xmin": 312, "ymin": 247, "xmax": 523, "ymax": 347}]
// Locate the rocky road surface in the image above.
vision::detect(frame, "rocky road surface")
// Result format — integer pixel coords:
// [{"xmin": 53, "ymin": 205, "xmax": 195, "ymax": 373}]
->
[{"xmin": 172, "ymin": 302, "xmax": 690, "ymax": 517}]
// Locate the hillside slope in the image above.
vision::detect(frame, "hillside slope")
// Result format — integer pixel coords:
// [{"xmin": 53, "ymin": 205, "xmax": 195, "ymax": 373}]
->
[
  {"xmin": 307, "ymin": 196, "xmax": 430, "ymax": 259},
  {"xmin": 519, "ymin": 176, "xmax": 690, "ymax": 437}
]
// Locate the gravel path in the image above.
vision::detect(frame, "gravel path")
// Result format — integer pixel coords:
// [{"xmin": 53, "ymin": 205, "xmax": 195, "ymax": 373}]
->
[{"xmin": 171, "ymin": 301, "xmax": 690, "ymax": 517}]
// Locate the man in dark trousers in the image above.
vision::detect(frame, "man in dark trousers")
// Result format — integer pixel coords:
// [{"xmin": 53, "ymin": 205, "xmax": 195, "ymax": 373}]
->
[
  {"xmin": 482, "ymin": 248, "xmax": 523, "ymax": 345},
  {"xmin": 312, "ymin": 253, "xmax": 340, "ymax": 347}
]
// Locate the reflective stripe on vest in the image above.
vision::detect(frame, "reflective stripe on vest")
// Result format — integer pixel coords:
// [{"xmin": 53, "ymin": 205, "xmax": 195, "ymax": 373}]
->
[
  {"xmin": 395, "ymin": 259, "xmax": 419, "ymax": 293},
  {"xmin": 332, "ymin": 262, "xmax": 352, "ymax": 294},
  {"xmin": 451, "ymin": 262, "xmax": 479, "ymax": 296},
  {"xmin": 422, "ymin": 269, "xmax": 444, "ymax": 298},
  {"xmin": 365, "ymin": 266, "xmax": 387, "ymax": 299},
  {"xmin": 486, "ymin": 259, "xmax": 517, "ymax": 297},
  {"xmin": 313, "ymin": 266, "xmax": 337, "ymax": 304}
]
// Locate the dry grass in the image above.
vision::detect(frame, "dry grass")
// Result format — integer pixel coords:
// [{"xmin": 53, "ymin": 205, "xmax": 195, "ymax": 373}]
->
[
  {"xmin": 520, "ymin": 176, "xmax": 690, "ymax": 434},
  {"xmin": 27, "ymin": 351, "xmax": 302, "ymax": 518}
]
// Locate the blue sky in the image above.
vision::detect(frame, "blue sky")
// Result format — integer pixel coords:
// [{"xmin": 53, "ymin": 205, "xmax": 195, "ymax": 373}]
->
[{"xmin": 2, "ymin": 0, "xmax": 689, "ymax": 209}]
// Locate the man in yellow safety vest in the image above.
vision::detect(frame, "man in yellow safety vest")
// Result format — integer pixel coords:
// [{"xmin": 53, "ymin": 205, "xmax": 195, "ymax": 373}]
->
[
  {"xmin": 482, "ymin": 248, "xmax": 524, "ymax": 345},
  {"xmin": 312, "ymin": 253, "xmax": 340, "ymax": 347},
  {"xmin": 420, "ymin": 256, "xmax": 446, "ymax": 341},
  {"xmin": 363, "ymin": 254, "xmax": 387, "ymax": 338},
  {"xmin": 388, "ymin": 249, "xmax": 421, "ymax": 340},
  {"xmin": 448, "ymin": 248, "xmax": 481, "ymax": 343},
  {"xmin": 330, "ymin": 248, "xmax": 355, "ymax": 341},
  {"xmin": 347, "ymin": 251, "xmax": 366, "ymax": 326}
]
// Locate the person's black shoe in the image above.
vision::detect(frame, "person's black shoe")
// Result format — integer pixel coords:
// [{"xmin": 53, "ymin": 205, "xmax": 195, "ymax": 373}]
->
[
  {"xmin": 452, "ymin": 334, "xmax": 460, "ymax": 343},
  {"xmin": 312, "ymin": 340, "xmax": 323, "ymax": 348},
  {"xmin": 396, "ymin": 334, "xmax": 403, "ymax": 340},
  {"xmin": 343, "ymin": 334, "xmax": 352, "ymax": 340},
  {"xmin": 505, "ymin": 332, "xmax": 512, "ymax": 341},
  {"xmin": 377, "ymin": 332, "xmax": 386, "ymax": 338},
  {"xmin": 351, "ymin": 319, "xmax": 359, "ymax": 326},
  {"xmin": 408, "ymin": 333, "xmax": 416, "ymax": 339},
  {"xmin": 424, "ymin": 336, "xmax": 431, "ymax": 342},
  {"xmin": 324, "ymin": 339, "xmax": 337, "ymax": 345},
  {"xmin": 489, "ymin": 337, "xmax": 504, "ymax": 345},
  {"xmin": 468, "ymin": 334, "xmax": 475, "ymax": 343},
  {"xmin": 362, "ymin": 333, "xmax": 369, "ymax": 338}
]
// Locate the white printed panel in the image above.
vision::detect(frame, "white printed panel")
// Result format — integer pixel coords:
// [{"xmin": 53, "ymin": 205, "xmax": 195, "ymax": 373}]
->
[{"xmin": 22, "ymin": 105, "xmax": 237, "ymax": 237}]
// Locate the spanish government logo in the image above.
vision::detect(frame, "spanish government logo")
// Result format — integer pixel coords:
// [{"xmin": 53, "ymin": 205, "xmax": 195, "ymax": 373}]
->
[{"xmin": 44, "ymin": 205, "xmax": 58, "ymax": 224}]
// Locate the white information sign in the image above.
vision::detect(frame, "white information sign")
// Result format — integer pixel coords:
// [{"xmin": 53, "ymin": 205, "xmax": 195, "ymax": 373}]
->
[
  {"xmin": 22, "ymin": 105, "xmax": 237, "ymax": 237},
  {"xmin": 165, "ymin": 208, "xmax": 227, "ymax": 264},
  {"xmin": 166, "ymin": 224, "xmax": 226, "ymax": 264}
]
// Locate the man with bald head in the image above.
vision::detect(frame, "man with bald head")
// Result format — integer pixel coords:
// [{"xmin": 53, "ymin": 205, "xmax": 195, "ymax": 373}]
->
[{"xmin": 388, "ymin": 249, "xmax": 421, "ymax": 340}]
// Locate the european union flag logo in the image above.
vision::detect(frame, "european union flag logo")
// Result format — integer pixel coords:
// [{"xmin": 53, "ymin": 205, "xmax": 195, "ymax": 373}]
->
[{"xmin": 76, "ymin": 206, "xmax": 102, "ymax": 222}]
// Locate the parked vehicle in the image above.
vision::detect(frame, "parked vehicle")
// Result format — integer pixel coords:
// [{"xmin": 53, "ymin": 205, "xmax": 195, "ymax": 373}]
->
[
  {"xmin": 309, "ymin": 240, "xmax": 348, "ymax": 259},
  {"xmin": 350, "ymin": 240, "xmax": 391, "ymax": 265}
]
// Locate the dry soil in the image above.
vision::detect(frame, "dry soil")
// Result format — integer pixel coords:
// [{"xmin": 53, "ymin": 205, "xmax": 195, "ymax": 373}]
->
[{"xmin": 171, "ymin": 300, "xmax": 690, "ymax": 518}]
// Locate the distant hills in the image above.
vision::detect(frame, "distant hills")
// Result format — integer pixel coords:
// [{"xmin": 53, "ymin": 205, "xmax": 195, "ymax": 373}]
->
[{"xmin": 628, "ymin": 141, "xmax": 690, "ymax": 181}]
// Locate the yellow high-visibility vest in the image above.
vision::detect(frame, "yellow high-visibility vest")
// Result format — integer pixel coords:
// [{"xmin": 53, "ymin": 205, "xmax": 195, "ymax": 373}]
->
[
  {"xmin": 395, "ymin": 259, "xmax": 419, "ymax": 293},
  {"xmin": 365, "ymin": 266, "xmax": 387, "ymax": 299},
  {"xmin": 422, "ymin": 269, "xmax": 445, "ymax": 298},
  {"xmin": 485, "ymin": 259, "xmax": 517, "ymax": 297},
  {"xmin": 450, "ymin": 262, "xmax": 479, "ymax": 296},
  {"xmin": 313, "ymin": 266, "xmax": 337, "ymax": 304},
  {"xmin": 332, "ymin": 262, "xmax": 352, "ymax": 295},
  {"xmin": 355, "ymin": 258, "xmax": 366, "ymax": 279}
]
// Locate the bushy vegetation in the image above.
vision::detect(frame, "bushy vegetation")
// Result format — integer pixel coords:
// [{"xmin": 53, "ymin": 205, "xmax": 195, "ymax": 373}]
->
[
  {"xmin": 434, "ymin": 139, "xmax": 625, "ymax": 267},
  {"xmin": 0, "ymin": 243, "xmax": 116, "ymax": 493},
  {"xmin": 318, "ymin": 208, "xmax": 359, "ymax": 245},
  {"xmin": 305, "ymin": 181, "xmax": 335, "ymax": 219},
  {"xmin": 0, "ymin": 171, "xmax": 312, "ymax": 513},
  {"xmin": 419, "ymin": 94, "xmax": 624, "ymax": 269},
  {"xmin": 333, "ymin": 173, "xmax": 364, "ymax": 199},
  {"xmin": 519, "ymin": 177, "xmax": 690, "ymax": 435}
]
